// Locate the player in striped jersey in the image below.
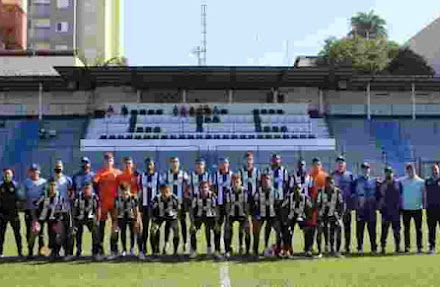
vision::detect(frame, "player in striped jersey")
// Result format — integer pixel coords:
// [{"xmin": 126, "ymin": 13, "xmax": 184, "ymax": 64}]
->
[
  {"xmin": 24, "ymin": 164, "xmax": 47, "ymax": 258},
  {"xmin": 72, "ymin": 182, "xmax": 99, "ymax": 260},
  {"xmin": 189, "ymin": 181, "xmax": 221, "ymax": 259},
  {"xmin": 190, "ymin": 158, "xmax": 210, "ymax": 199},
  {"xmin": 224, "ymin": 174, "xmax": 250, "ymax": 258},
  {"xmin": 161, "ymin": 157, "xmax": 189, "ymax": 253},
  {"xmin": 316, "ymin": 175, "xmax": 344, "ymax": 258},
  {"xmin": 115, "ymin": 182, "xmax": 141, "ymax": 258},
  {"xmin": 150, "ymin": 184, "xmax": 180, "ymax": 257},
  {"xmin": 212, "ymin": 157, "xmax": 233, "ymax": 253},
  {"xmin": 238, "ymin": 152, "xmax": 260, "ymax": 198},
  {"xmin": 138, "ymin": 158, "xmax": 160, "ymax": 259},
  {"xmin": 269, "ymin": 154, "xmax": 289, "ymax": 256},
  {"xmin": 251, "ymin": 168, "xmax": 282, "ymax": 258}
]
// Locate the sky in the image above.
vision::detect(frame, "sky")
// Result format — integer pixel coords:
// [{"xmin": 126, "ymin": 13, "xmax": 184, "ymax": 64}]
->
[{"xmin": 124, "ymin": 0, "xmax": 440, "ymax": 66}]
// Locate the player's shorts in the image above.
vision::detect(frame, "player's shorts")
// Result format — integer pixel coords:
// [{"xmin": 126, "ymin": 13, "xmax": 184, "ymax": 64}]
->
[{"xmin": 98, "ymin": 207, "xmax": 118, "ymax": 222}]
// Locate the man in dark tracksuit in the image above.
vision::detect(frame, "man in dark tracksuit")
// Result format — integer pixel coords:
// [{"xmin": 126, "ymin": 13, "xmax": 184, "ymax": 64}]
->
[
  {"xmin": 377, "ymin": 166, "xmax": 402, "ymax": 254},
  {"xmin": 425, "ymin": 163, "xmax": 440, "ymax": 255},
  {"xmin": 139, "ymin": 157, "xmax": 160, "ymax": 259},
  {"xmin": 316, "ymin": 175, "xmax": 344, "ymax": 257},
  {"xmin": 0, "ymin": 168, "xmax": 23, "ymax": 257},
  {"xmin": 224, "ymin": 174, "xmax": 250, "ymax": 258},
  {"xmin": 331, "ymin": 156, "xmax": 356, "ymax": 254},
  {"xmin": 353, "ymin": 162, "xmax": 378, "ymax": 255}
]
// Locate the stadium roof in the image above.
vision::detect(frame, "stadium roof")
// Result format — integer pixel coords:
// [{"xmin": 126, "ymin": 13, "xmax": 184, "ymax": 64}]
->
[{"xmin": 1, "ymin": 65, "xmax": 440, "ymax": 91}]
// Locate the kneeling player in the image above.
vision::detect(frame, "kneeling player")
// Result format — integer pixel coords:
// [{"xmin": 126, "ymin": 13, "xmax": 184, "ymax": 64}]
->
[
  {"xmin": 189, "ymin": 181, "xmax": 221, "ymax": 259},
  {"xmin": 150, "ymin": 184, "xmax": 180, "ymax": 256},
  {"xmin": 252, "ymin": 170, "xmax": 282, "ymax": 257},
  {"xmin": 316, "ymin": 176, "xmax": 344, "ymax": 257},
  {"xmin": 225, "ymin": 174, "xmax": 250, "ymax": 258},
  {"xmin": 115, "ymin": 183, "xmax": 142, "ymax": 257},
  {"xmin": 73, "ymin": 182, "xmax": 99, "ymax": 259}
]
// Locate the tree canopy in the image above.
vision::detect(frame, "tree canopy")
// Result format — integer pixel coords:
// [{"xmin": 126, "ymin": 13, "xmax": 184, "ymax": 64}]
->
[
  {"xmin": 349, "ymin": 10, "xmax": 387, "ymax": 39},
  {"xmin": 386, "ymin": 47, "xmax": 434, "ymax": 75}
]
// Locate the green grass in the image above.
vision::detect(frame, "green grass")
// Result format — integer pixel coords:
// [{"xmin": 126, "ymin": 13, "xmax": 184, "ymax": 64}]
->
[{"xmin": 1, "ymin": 212, "xmax": 439, "ymax": 286}]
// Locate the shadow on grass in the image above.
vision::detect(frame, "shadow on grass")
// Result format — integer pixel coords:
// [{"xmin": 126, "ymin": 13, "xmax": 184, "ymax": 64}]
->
[{"xmin": 0, "ymin": 252, "xmax": 429, "ymax": 265}]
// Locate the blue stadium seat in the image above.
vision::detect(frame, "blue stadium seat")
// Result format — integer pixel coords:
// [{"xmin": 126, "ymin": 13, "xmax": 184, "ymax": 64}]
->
[
  {"xmin": 265, "ymin": 134, "xmax": 272, "ymax": 139},
  {"xmin": 154, "ymin": 127, "xmax": 161, "ymax": 133},
  {"xmin": 272, "ymin": 126, "xmax": 279, "ymax": 133},
  {"xmin": 100, "ymin": 135, "xmax": 107, "ymax": 139},
  {"xmin": 281, "ymin": 126, "xmax": 288, "ymax": 133},
  {"xmin": 179, "ymin": 134, "xmax": 186, "ymax": 139},
  {"xmin": 253, "ymin": 109, "xmax": 259, "ymax": 115},
  {"xmin": 309, "ymin": 134, "xmax": 317, "ymax": 139},
  {"xmin": 261, "ymin": 109, "xmax": 267, "ymax": 115},
  {"xmin": 204, "ymin": 116, "xmax": 212, "ymax": 123},
  {"xmin": 148, "ymin": 110, "xmax": 154, "ymax": 115},
  {"xmin": 188, "ymin": 134, "xmax": 195, "ymax": 139},
  {"xmin": 205, "ymin": 134, "xmax": 212, "ymax": 139},
  {"xmin": 269, "ymin": 109, "xmax": 275, "ymax": 115},
  {"xmin": 231, "ymin": 134, "xmax": 238, "ymax": 139},
  {"xmin": 140, "ymin": 109, "xmax": 147, "ymax": 115},
  {"xmin": 282, "ymin": 134, "xmax": 289, "ymax": 139},
  {"xmin": 274, "ymin": 134, "xmax": 281, "ymax": 139},
  {"xmin": 136, "ymin": 127, "xmax": 144, "ymax": 133},
  {"xmin": 222, "ymin": 134, "xmax": 230, "ymax": 139},
  {"xmin": 145, "ymin": 127, "xmax": 152, "ymax": 133},
  {"xmin": 161, "ymin": 135, "xmax": 168, "ymax": 139},
  {"xmin": 118, "ymin": 134, "xmax": 124, "ymax": 139},
  {"xmin": 152, "ymin": 135, "xmax": 159, "ymax": 139},
  {"xmin": 156, "ymin": 109, "xmax": 163, "ymax": 115},
  {"xmin": 248, "ymin": 134, "xmax": 255, "ymax": 139},
  {"xmin": 143, "ymin": 135, "xmax": 151, "ymax": 139},
  {"xmin": 221, "ymin": 109, "xmax": 228, "ymax": 115},
  {"xmin": 263, "ymin": 126, "xmax": 271, "ymax": 133},
  {"xmin": 257, "ymin": 134, "xmax": 263, "ymax": 139},
  {"xmin": 213, "ymin": 116, "xmax": 220, "ymax": 123},
  {"xmin": 196, "ymin": 134, "xmax": 203, "ymax": 139},
  {"xmin": 135, "ymin": 135, "xmax": 142, "ymax": 140},
  {"xmin": 255, "ymin": 126, "xmax": 262, "ymax": 133},
  {"xmin": 131, "ymin": 110, "xmax": 138, "ymax": 116},
  {"xmin": 170, "ymin": 135, "xmax": 177, "ymax": 139},
  {"xmin": 125, "ymin": 134, "xmax": 133, "ymax": 139},
  {"xmin": 240, "ymin": 134, "xmax": 247, "ymax": 139},
  {"xmin": 109, "ymin": 135, "xmax": 116, "ymax": 139},
  {"xmin": 299, "ymin": 134, "xmax": 307, "ymax": 139},
  {"xmin": 214, "ymin": 134, "xmax": 220, "ymax": 139},
  {"xmin": 277, "ymin": 109, "xmax": 284, "ymax": 115},
  {"xmin": 292, "ymin": 134, "xmax": 299, "ymax": 139}
]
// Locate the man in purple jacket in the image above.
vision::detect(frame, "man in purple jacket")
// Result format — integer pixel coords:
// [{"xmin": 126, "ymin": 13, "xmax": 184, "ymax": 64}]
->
[
  {"xmin": 424, "ymin": 163, "xmax": 440, "ymax": 255},
  {"xmin": 331, "ymin": 156, "xmax": 355, "ymax": 254},
  {"xmin": 378, "ymin": 166, "xmax": 402, "ymax": 254}
]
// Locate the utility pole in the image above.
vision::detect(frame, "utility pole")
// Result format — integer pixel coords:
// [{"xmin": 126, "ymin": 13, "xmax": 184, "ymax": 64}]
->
[{"xmin": 192, "ymin": 4, "xmax": 207, "ymax": 66}]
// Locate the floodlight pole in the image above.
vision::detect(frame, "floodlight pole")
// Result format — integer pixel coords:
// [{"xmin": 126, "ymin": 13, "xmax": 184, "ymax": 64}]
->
[{"xmin": 38, "ymin": 82, "xmax": 43, "ymax": 120}]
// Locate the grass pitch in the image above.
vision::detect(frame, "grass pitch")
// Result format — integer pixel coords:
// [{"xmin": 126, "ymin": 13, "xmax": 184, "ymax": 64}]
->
[{"xmin": 1, "ymin": 212, "xmax": 439, "ymax": 286}]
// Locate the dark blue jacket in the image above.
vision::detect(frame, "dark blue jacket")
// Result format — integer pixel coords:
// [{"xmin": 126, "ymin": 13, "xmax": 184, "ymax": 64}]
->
[
  {"xmin": 353, "ymin": 175, "xmax": 378, "ymax": 221},
  {"xmin": 425, "ymin": 176, "xmax": 440, "ymax": 209},
  {"xmin": 378, "ymin": 179, "xmax": 402, "ymax": 222}
]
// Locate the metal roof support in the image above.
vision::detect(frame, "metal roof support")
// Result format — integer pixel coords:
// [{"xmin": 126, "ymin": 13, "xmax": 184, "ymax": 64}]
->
[
  {"xmin": 228, "ymin": 89, "xmax": 233, "ymax": 104},
  {"xmin": 136, "ymin": 89, "xmax": 141, "ymax": 104},
  {"xmin": 412, "ymin": 81, "xmax": 416, "ymax": 120},
  {"xmin": 319, "ymin": 88, "xmax": 324, "ymax": 115},
  {"xmin": 38, "ymin": 82, "xmax": 43, "ymax": 121},
  {"xmin": 367, "ymin": 81, "xmax": 371, "ymax": 121},
  {"xmin": 182, "ymin": 89, "xmax": 187, "ymax": 103},
  {"xmin": 273, "ymin": 89, "xmax": 278, "ymax": 104}
]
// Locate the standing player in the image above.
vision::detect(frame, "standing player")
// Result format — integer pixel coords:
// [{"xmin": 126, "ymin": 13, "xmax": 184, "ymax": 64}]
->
[
  {"xmin": 353, "ymin": 162, "xmax": 378, "ymax": 255},
  {"xmin": 94, "ymin": 152, "xmax": 122, "ymax": 259},
  {"xmin": 224, "ymin": 174, "xmax": 250, "ymax": 258},
  {"xmin": 72, "ymin": 157, "xmax": 95, "ymax": 198},
  {"xmin": 115, "ymin": 182, "xmax": 141, "ymax": 257},
  {"xmin": 251, "ymin": 168, "xmax": 282, "ymax": 258},
  {"xmin": 116, "ymin": 157, "xmax": 141, "ymax": 256},
  {"xmin": 316, "ymin": 175, "xmax": 344, "ymax": 257},
  {"xmin": 24, "ymin": 164, "xmax": 47, "ymax": 258},
  {"xmin": 0, "ymin": 168, "xmax": 23, "ymax": 258},
  {"xmin": 161, "ymin": 157, "xmax": 189, "ymax": 253},
  {"xmin": 269, "ymin": 154, "xmax": 289, "ymax": 255},
  {"xmin": 239, "ymin": 152, "xmax": 260, "ymax": 198},
  {"xmin": 331, "ymin": 156, "xmax": 356, "ymax": 254},
  {"xmin": 377, "ymin": 166, "xmax": 402, "ymax": 254},
  {"xmin": 425, "ymin": 163, "xmax": 440, "ymax": 255},
  {"xmin": 400, "ymin": 163, "xmax": 425, "ymax": 254},
  {"xmin": 150, "ymin": 184, "xmax": 180, "ymax": 257},
  {"xmin": 72, "ymin": 182, "xmax": 99, "ymax": 260},
  {"xmin": 212, "ymin": 157, "xmax": 233, "ymax": 254},
  {"xmin": 189, "ymin": 181, "xmax": 221, "ymax": 259},
  {"xmin": 190, "ymin": 158, "xmax": 210, "ymax": 199},
  {"xmin": 138, "ymin": 158, "xmax": 160, "ymax": 259},
  {"xmin": 305, "ymin": 158, "xmax": 328, "ymax": 257}
]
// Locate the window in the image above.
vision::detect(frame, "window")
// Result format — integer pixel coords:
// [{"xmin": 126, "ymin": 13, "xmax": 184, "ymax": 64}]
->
[
  {"xmin": 55, "ymin": 22, "xmax": 69, "ymax": 33},
  {"xmin": 36, "ymin": 28, "xmax": 51, "ymax": 40},
  {"xmin": 33, "ymin": 0, "xmax": 50, "ymax": 4},
  {"xmin": 57, "ymin": 0, "xmax": 69, "ymax": 8}
]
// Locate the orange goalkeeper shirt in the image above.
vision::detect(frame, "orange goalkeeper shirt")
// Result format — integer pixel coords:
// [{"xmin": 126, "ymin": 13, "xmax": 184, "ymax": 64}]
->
[
  {"xmin": 116, "ymin": 170, "xmax": 139, "ymax": 196},
  {"xmin": 95, "ymin": 167, "xmax": 122, "ymax": 210}
]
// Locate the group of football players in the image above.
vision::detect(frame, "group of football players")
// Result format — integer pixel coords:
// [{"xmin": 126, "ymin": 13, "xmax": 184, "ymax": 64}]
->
[{"xmin": 0, "ymin": 150, "xmax": 439, "ymax": 261}]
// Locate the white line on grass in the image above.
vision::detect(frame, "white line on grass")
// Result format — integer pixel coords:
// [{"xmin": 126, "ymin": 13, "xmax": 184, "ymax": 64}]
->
[{"xmin": 219, "ymin": 263, "xmax": 231, "ymax": 287}]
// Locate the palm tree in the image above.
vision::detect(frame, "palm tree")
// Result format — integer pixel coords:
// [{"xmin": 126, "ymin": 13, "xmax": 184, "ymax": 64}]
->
[{"xmin": 350, "ymin": 10, "xmax": 387, "ymax": 40}]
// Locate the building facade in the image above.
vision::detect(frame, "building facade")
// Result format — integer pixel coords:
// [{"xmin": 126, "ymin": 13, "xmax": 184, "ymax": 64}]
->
[{"xmin": 27, "ymin": 0, "xmax": 123, "ymax": 64}]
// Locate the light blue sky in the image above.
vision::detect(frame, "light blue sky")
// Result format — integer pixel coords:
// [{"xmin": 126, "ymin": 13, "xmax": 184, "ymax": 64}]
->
[{"xmin": 124, "ymin": 0, "xmax": 439, "ymax": 66}]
